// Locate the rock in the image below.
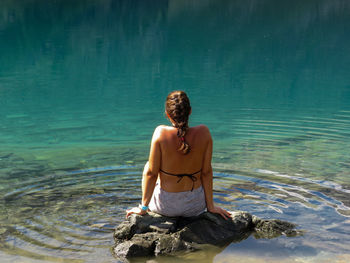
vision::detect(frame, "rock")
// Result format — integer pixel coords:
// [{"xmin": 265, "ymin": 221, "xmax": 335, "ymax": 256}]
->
[
  {"xmin": 253, "ymin": 218, "xmax": 299, "ymax": 239},
  {"xmin": 113, "ymin": 211, "xmax": 298, "ymax": 260},
  {"xmin": 0, "ymin": 227, "xmax": 7, "ymax": 235}
]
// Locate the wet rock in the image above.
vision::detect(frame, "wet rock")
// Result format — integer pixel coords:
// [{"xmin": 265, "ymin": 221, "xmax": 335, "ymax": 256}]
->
[
  {"xmin": 113, "ymin": 211, "xmax": 298, "ymax": 260},
  {"xmin": 0, "ymin": 227, "xmax": 7, "ymax": 235},
  {"xmin": 18, "ymin": 207, "xmax": 32, "ymax": 213},
  {"xmin": 253, "ymin": 216, "xmax": 299, "ymax": 238}
]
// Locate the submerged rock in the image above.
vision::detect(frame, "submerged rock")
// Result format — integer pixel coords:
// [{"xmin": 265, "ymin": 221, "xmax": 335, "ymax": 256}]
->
[{"xmin": 113, "ymin": 211, "xmax": 299, "ymax": 260}]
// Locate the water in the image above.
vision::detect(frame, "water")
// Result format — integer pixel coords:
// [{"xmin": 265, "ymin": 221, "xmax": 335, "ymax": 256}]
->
[{"xmin": 1, "ymin": 0, "xmax": 350, "ymax": 262}]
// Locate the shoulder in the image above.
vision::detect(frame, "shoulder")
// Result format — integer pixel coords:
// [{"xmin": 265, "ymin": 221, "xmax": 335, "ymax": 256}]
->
[
  {"xmin": 152, "ymin": 125, "xmax": 172, "ymax": 140},
  {"xmin": 196, "ymin": 124, "xmax": 210, "ymax": 131},
  {"xmin": 154, "ymin": 125, "xmax": 172, "ymax": 133},
  {"xmin": 193, "ymin": 124, "xmax": 211, "ymax": 136},
  {"xmin": 191, "ymin": 125, "xmax": 212, "ymax": 144}
]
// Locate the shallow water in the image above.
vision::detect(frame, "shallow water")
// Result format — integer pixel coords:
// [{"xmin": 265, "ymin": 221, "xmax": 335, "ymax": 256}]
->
[{"xmin": 1, "ymin": 0, "xmax": 350, "ymax": 262}]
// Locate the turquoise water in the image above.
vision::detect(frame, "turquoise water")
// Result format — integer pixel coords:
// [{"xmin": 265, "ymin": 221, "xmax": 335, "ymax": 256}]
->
[{"xmin": 1, "ymin": 0, "xmax": 350, "ymax": 262}]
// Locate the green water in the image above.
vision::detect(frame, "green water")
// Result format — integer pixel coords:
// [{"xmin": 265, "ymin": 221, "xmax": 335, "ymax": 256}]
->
[{"xmin": 0, "ymin": 0, "xmax": 350, "ymax": 262}]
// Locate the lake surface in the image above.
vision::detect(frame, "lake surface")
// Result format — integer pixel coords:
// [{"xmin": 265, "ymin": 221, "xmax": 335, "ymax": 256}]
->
[{"xmin": 0, "ymin": 0, "xmax": 350, "ymax": 262}]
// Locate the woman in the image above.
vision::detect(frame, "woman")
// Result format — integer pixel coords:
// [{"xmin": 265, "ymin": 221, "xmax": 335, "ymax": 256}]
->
[{"xmin": 126, "ymin": 91, "xmax": 231, "ymax": 219}]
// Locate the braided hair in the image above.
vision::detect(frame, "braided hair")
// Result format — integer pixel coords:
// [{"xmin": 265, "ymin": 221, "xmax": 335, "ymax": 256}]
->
[{"xmin": 165, "ymin": 91, "xmax": 191, "ymax": 154}]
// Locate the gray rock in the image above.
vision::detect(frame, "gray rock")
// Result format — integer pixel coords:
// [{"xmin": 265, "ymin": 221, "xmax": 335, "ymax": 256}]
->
[
  {"xmin": 113, "ymin": 211, "xmax": 298, "ymax": 260},
  {"xmin": 253, "ymin": 218, "xmax": 299, "ymax": 239}
]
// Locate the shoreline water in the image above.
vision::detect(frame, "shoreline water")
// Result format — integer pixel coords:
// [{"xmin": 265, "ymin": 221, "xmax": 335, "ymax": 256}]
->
[
  {"xmin": 1, "ymin": 0, "xmax": 350, "ymax": 261},
  {"xmin": 1, "ymin": 143, "xmax": 350, "ymax": 262}
]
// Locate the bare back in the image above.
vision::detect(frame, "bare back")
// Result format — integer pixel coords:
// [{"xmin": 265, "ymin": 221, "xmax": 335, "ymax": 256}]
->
[
  {"xmin": 127, "ymin": 91, "xmax": 231, "ymax": 220},
  {"xmin": 148, "ymin": 124, "xmax": 213, "ymax": 192}
]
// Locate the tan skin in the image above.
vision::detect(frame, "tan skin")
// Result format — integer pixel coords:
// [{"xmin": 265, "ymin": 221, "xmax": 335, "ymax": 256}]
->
[{"xmin": 126, "ymin": 112, "xmax": 231, "ymax": 220}]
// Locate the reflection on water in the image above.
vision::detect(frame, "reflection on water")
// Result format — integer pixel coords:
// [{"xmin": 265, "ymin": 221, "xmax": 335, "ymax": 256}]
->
[
  {"xmin": 215, "ymin": 235, "xmax": 350, "ymax": 263},
  {"xmin": 1, "ymin": 0, "xmax": 350, "ymax": 262},
  {"xmin": 0, "ymin": 156, "xmax": 349, "ymax": 262},
  {"xmin": 0, "ymin": 164, "xmax": 139, "ymax": 262}
]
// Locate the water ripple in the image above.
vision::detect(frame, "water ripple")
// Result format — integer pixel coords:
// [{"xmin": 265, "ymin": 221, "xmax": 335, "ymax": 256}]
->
[{"xmin": 0, "ymin": 165, "xmax": 141, "ymax": 262}]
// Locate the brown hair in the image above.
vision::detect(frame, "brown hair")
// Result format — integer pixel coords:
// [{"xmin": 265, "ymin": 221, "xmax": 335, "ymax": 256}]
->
[{"xmin": 165, "ymin": 91, "xmax": 191, "ymax": 154}]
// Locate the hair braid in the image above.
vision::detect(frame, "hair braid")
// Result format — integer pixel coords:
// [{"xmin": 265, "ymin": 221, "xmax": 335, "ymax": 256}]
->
[{"xmin": 165, "ymin": 91, "xmax": 191, "ymax": 154}]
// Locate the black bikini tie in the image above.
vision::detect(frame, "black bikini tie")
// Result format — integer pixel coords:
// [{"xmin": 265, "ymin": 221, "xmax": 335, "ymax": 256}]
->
[{"xmin": 159, "ymin": 169, "xmax": 201, "ymax": 191}]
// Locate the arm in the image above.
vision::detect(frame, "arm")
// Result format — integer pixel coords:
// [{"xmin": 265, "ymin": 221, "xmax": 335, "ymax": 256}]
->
[
  {"xmin": 126, "ymin": 126, "xmax": 161, "ymax": 217},
  {"xmin": 201, "ymin": 126, "xmax": 231, "ymax": 220},
  {"xmin": 201, "ymin": 132, "xmax": 214, "ymax": 210},
  {"xmin": 142, "ymin": 126, "xmax": 161, "ymax": 207}
]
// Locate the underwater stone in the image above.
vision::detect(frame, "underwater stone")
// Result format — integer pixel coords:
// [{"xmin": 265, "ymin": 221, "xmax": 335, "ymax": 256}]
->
[
  {"xmin": 253, "ymin": 218, "xmax": 298, "ymax": 238},
  {"xmin": 18, "ymin": 207, "xmax": 32, "ymax": 213},
  {"xmin": 113, "ymin": 211, "xmax": 298, "ymax": 260},
  {"xmin": 0, "ymin": 227, "xmax": 7, "ymax": 235}
]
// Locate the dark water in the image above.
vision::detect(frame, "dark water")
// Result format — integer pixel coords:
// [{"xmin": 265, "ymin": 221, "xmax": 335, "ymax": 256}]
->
[{"xmin": 0, "ymin": 0, "xmax": 350, "ymax": 262}]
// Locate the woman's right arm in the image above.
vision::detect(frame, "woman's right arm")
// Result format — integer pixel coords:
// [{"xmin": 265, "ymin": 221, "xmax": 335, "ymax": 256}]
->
[
  {"xmin": 200, "ymin": 126, "xmax": 231, "ymax": 220},
  {"xmin": 126, "ymin": 126, "xmax": 162, "ymax": 218},
  {"xmin": 141, "ymin": 126, "xmax": 162, "ymax": 207}
]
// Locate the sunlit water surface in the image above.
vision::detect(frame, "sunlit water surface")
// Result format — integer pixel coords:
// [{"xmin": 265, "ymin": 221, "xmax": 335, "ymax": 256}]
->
[{"xmin": 1, "ymin": 0, "xmax": 350, "ymax": 262}]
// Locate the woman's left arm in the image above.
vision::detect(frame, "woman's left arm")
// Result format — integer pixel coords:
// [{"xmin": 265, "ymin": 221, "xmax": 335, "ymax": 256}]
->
[{"xmin": 126, "ymin": 126, "xmax": 162, "ymax": 218}]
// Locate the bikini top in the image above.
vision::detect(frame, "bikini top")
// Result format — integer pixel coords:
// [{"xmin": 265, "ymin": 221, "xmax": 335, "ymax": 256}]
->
[{"xmin": 159, "ymin": 169, "xmax": 201, "ymax": 191}]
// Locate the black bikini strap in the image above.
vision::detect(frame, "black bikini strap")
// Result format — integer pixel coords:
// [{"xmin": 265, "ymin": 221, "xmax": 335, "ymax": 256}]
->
[
  {"xmin": 159, "ymin": 169, "xmax": 201, "ymax": 191},
  {"xmin": 159, "ymin": 169, "xmax": 201, "ymax": 176}
]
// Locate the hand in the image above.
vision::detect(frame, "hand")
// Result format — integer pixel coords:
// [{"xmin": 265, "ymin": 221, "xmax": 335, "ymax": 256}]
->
[
  {"xmin": 207, "ymin": 205, "xmax": 231, "ymax": 220},
  {"xmin": 125, "ymin": 207, "xmax": 147, "ymax": 218}
]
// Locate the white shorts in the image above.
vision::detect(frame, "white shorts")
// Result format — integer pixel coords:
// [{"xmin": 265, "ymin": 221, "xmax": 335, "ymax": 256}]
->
[{"xmin": 149, "ymin": 184, "xmax": 206, "ymax": 217}]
